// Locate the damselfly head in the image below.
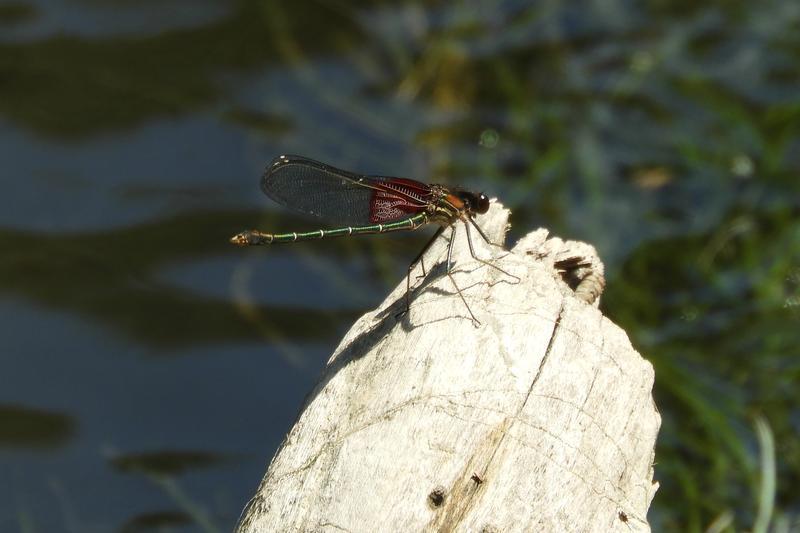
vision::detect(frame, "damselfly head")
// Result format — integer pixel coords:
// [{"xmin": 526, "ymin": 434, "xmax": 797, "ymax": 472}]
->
[
  {"xmin": 475, "ymin": 193, "xmax": 490, "ymax": 214},
  {"xmin": 456, "ymin": 190, "xmax": 491, "ymax": 215}
]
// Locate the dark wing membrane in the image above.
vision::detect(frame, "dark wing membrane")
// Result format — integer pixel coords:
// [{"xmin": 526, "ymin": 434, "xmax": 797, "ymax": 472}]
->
[{"xmin": 261, "ymin": 155, "xmax": 429, "ymax": 226}]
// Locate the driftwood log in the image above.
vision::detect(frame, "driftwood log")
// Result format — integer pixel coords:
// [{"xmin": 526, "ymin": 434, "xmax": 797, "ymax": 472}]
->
[{"xmin": 236, "ymin": 202, "xmax": 660, "ymax": 532}]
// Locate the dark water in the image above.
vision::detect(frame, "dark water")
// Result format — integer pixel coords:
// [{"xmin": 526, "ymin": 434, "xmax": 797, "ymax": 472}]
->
[{"xmin": 1, "ymin": 0, "xmax": 798, "ymax": 531}]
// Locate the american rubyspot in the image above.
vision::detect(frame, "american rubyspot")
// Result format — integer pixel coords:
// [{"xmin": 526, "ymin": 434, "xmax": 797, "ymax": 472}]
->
[{"xmin": 230, "ymin": 155, "xmax": 518, "ymax": 324}]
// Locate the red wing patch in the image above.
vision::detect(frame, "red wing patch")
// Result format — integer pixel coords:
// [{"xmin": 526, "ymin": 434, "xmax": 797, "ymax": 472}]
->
[{"xmin": 369, "ymin": 178, "xmax": 431, "ymax": 223}]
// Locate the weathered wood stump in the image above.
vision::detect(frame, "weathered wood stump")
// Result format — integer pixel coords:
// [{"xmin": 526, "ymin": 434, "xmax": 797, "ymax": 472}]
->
[{"xmin": 236, "ymin": 202, "xmax": 660, "ymax": 533}]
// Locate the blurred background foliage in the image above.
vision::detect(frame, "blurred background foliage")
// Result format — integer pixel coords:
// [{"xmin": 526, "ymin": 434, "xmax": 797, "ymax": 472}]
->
[{"xmin": 1, "ymin": 0, "xmax": 798, "ymax": 531}]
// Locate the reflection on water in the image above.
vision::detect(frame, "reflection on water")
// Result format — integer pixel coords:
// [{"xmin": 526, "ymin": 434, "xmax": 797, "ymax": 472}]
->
[
  {"xmin": 1, "ymin": 0, "xmax": 799, "ymax": 530},
  {"xmin": 0, "ymin": 211, "xmax": 361, "ymax": 348},
  {"xmin": 0, "ymin": 404, "xmax": 74, "ymax": 448},
  {"xmin": 119, "ymin": 510, "xmax": 193, "ymax": 533},
  {"xmin": 109, "ymin": 448, "xmax": 233, "ymax": 477}
]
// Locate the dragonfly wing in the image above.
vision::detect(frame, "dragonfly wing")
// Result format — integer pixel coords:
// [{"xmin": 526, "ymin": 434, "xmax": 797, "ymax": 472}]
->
[{"xmin": 261, "ymin": 155, "xmax": 432, "ymax": 225}]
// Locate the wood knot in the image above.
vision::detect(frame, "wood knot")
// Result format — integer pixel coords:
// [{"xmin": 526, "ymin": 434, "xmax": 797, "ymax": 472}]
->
[{"xmin": 427, "ymin": 486, "xmax": 446, "ymax": 508}]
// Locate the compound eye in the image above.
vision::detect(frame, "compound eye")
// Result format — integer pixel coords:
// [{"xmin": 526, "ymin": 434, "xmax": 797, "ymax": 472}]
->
[{"xmin": 476, "ymin": 193, "xmax": 490, "ymax": 214}]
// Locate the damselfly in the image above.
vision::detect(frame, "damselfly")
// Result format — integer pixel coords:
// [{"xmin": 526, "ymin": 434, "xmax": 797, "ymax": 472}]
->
[{"xmin": 230, "ymin": 155, "xmax": 517, "ymax": 324}]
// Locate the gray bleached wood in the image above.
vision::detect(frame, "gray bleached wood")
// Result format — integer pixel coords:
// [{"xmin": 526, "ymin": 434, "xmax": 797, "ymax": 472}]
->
[{"xmin": 236, "ymin": 201, "xmax": 660, "ymax": 533}]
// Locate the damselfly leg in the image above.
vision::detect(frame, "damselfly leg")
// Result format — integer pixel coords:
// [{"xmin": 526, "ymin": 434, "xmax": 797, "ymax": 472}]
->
[
  {"xmin": 463, "ymin": 217, "xmax": 520, "ymax": 282},
  {"xmin": 397, "ymin": 218, "xmax": 519, "ymax": 326},
  {"xmin": 444, "ymin": 224, "xmax": 481, "ymax": 325},
  {"xmin": 397, "ymin": 225, "xmax": 446, "ymax": 321}
]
